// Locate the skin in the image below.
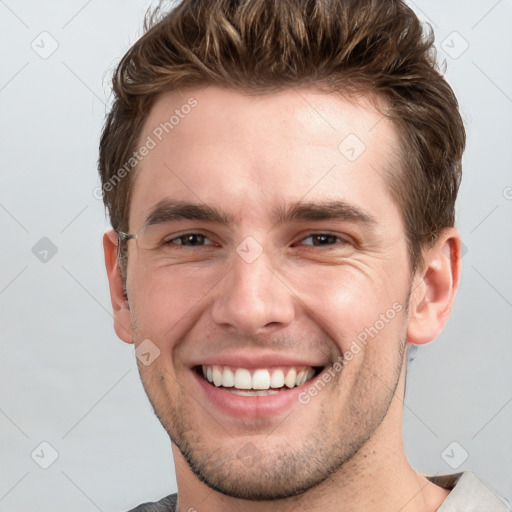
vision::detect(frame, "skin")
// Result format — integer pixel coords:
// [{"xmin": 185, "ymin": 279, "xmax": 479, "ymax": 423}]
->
[{"xmin": 104, "ymin": 86, "xmax": 461, "ymax": 512}]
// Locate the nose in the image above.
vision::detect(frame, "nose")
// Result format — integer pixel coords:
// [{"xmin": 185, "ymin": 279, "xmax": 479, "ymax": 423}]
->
[{"xmin": 211, "ymin": 248, "xmax": 295, "ymax": 336}]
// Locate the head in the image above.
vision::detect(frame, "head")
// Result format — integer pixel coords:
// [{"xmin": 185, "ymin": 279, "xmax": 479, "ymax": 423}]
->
[{"xmin": 100, "ymin": 0, "xmax": 465, "ymax": 501}]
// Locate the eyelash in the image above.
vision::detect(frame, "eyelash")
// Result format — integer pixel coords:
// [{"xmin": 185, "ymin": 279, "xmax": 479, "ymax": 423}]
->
[{"xmin": 164, "ymin": 232, "xmax": 351, "ymax": 248}]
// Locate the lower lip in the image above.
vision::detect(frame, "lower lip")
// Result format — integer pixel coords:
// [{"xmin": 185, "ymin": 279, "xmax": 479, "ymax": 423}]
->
[{"xmin": 193, "ymin": 370, "xmax": 318, "ymax": 419}]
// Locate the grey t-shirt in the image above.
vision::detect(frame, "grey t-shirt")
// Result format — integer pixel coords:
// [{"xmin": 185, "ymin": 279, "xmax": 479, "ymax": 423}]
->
[{"xmin": 127, "ymin": 472, "xmax": 510, "ymax": 511}]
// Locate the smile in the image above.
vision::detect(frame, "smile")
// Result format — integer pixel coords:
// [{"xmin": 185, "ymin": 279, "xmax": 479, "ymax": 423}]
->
[{"xmin": 198, "ymin": 365, "xmax": 321, "ymax": 396}]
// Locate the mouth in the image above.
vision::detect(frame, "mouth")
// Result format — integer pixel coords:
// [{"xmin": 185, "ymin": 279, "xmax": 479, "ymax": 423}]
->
[{"xmin": 196, "ymin": 364, "xmax": 323, "ymax": 396}]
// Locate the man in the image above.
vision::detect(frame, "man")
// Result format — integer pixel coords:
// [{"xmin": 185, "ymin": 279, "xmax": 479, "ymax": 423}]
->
[{"xmin": 99, "ymin": 0, "xmax": 508, "ymax": 510}]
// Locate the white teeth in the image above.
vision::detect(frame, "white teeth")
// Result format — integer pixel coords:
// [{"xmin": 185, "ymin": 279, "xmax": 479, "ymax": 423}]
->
[
  {"xmin": 252, "ymin": 369, "xmax": 270, "ymax": 390},
  {"xmin": 270, "ymin": 369, "xmax": 285, "ymax": 388},
  {"xmin": 201, "ymin": 365, "xmax": 318, "ymax": 391},
  {"xmin": 298, "ymin": 369, "xmax": 314, "ymax": 386},
  {"xmin": 212, "ymin": 366, "xmax": 223, "ymax": 387},
  {"xmin": 222, "ymin": 367, "xmax": 235, "ymax": 387},
  {"xmin": 284, "ymin": 368, "xmax": 297, "ymax": 388},
  {"xmin": 234, "ymin": 368, "xmax": 252, "ymax": 389},
  {"xmin": 230, "ymin": 389, "xmax": 280, "ymax": 396}
]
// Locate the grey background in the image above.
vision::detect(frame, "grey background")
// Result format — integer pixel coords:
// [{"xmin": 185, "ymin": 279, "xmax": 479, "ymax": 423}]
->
[{"xmin": 0, "ymin": 1, "xmax": 511, "ymax": 510}]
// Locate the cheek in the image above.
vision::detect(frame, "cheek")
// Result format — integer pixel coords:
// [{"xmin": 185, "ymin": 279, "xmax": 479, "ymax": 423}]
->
[
  {"xmin": 283, "ymin": 260, "xmax": 408, "ymax": 353},
  {"xmin": 127, "ymin": 264, "xmax": 222, "ymax": 345}
]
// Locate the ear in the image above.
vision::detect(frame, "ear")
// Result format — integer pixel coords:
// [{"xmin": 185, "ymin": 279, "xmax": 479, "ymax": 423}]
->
[
  {"xmin": 406, "ymin": 228, "xmax": 461, "ymax": 345},
  {"xmin": 103, "ymin": 229, "xmax": 134, "ymax": 344}
]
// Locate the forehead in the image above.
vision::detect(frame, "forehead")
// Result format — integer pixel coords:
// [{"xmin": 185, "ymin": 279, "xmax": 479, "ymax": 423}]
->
[{"xmin": 130, "ymin": 86, "xmax": 402, "ymax": 229}]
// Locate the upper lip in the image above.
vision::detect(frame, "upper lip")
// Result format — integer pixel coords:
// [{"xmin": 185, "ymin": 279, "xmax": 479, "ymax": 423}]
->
[{"xmin": 190, "ymin": 352, "xmax": 328, "ymax": 369}]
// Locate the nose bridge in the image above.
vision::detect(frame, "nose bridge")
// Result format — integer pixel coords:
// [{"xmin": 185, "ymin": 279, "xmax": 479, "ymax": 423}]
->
[{"xmin": 211, "ymin": 247, "xmax": 295, "ymax": 335}]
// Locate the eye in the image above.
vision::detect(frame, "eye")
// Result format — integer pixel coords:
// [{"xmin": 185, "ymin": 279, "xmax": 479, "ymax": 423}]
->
[
  {"xmin": 298, "ymin": 233, "xmax": 350, "ymax": 247},
  {"xmin": 165, "ymin": 233, "xmax": 215, "ymax": 247}
]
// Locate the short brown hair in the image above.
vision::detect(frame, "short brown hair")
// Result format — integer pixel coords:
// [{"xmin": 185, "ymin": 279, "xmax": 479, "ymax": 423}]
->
[{"xmin": 99, "ymin": 0, "xmax": 465, "ymax": 278}]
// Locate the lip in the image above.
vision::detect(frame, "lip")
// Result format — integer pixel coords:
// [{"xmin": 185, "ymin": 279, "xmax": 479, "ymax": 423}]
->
[
  {"xmin": 190, "ymin": 351, "xmax": 328, "ymax": 370},
  {"xmin": 193, "ymin": 366, "xmax": 322, "ymax": 419}
]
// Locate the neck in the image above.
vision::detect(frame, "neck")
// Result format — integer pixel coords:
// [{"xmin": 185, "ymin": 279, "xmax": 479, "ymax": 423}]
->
[{"xmin": 172, "ymin": 373, "xmax": 449, "ymax": 512}]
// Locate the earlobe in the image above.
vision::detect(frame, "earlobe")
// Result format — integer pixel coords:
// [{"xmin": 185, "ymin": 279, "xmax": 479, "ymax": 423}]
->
[
  {"xmin": 103, "ymin": 229, "xmax": 134, "ymax": 344},
  {"xmin": 406, "ymin": 228, "xmax": 461, "ymax": 345}
]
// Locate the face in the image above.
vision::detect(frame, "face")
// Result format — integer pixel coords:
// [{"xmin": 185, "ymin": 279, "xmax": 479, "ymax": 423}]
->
[{"xmin": 121, "ymin": 86, "xmax": 414, "ymax": 499}]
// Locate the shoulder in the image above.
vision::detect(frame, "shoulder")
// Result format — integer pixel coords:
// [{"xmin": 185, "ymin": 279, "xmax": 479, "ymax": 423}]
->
[
  {"xmin": 126, "ymin": 493, "xmax": 178, "ymax": 512},
  {"xmin": 429, "ymin": 472, "xmax": 510, "ymax": 512}
]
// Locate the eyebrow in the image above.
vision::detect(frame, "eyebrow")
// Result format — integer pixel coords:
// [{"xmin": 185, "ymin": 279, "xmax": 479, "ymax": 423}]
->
[
  {"xmin": 144, "ymin": 199, "xmax": 377, "ymax": 229},
  {"xmin": 272, "ymin": 201, "xmax": 377, "ymax": 227},
  {"xmin": 145, "ymin": 199, "xmax": 233, "ymax": 226}
]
